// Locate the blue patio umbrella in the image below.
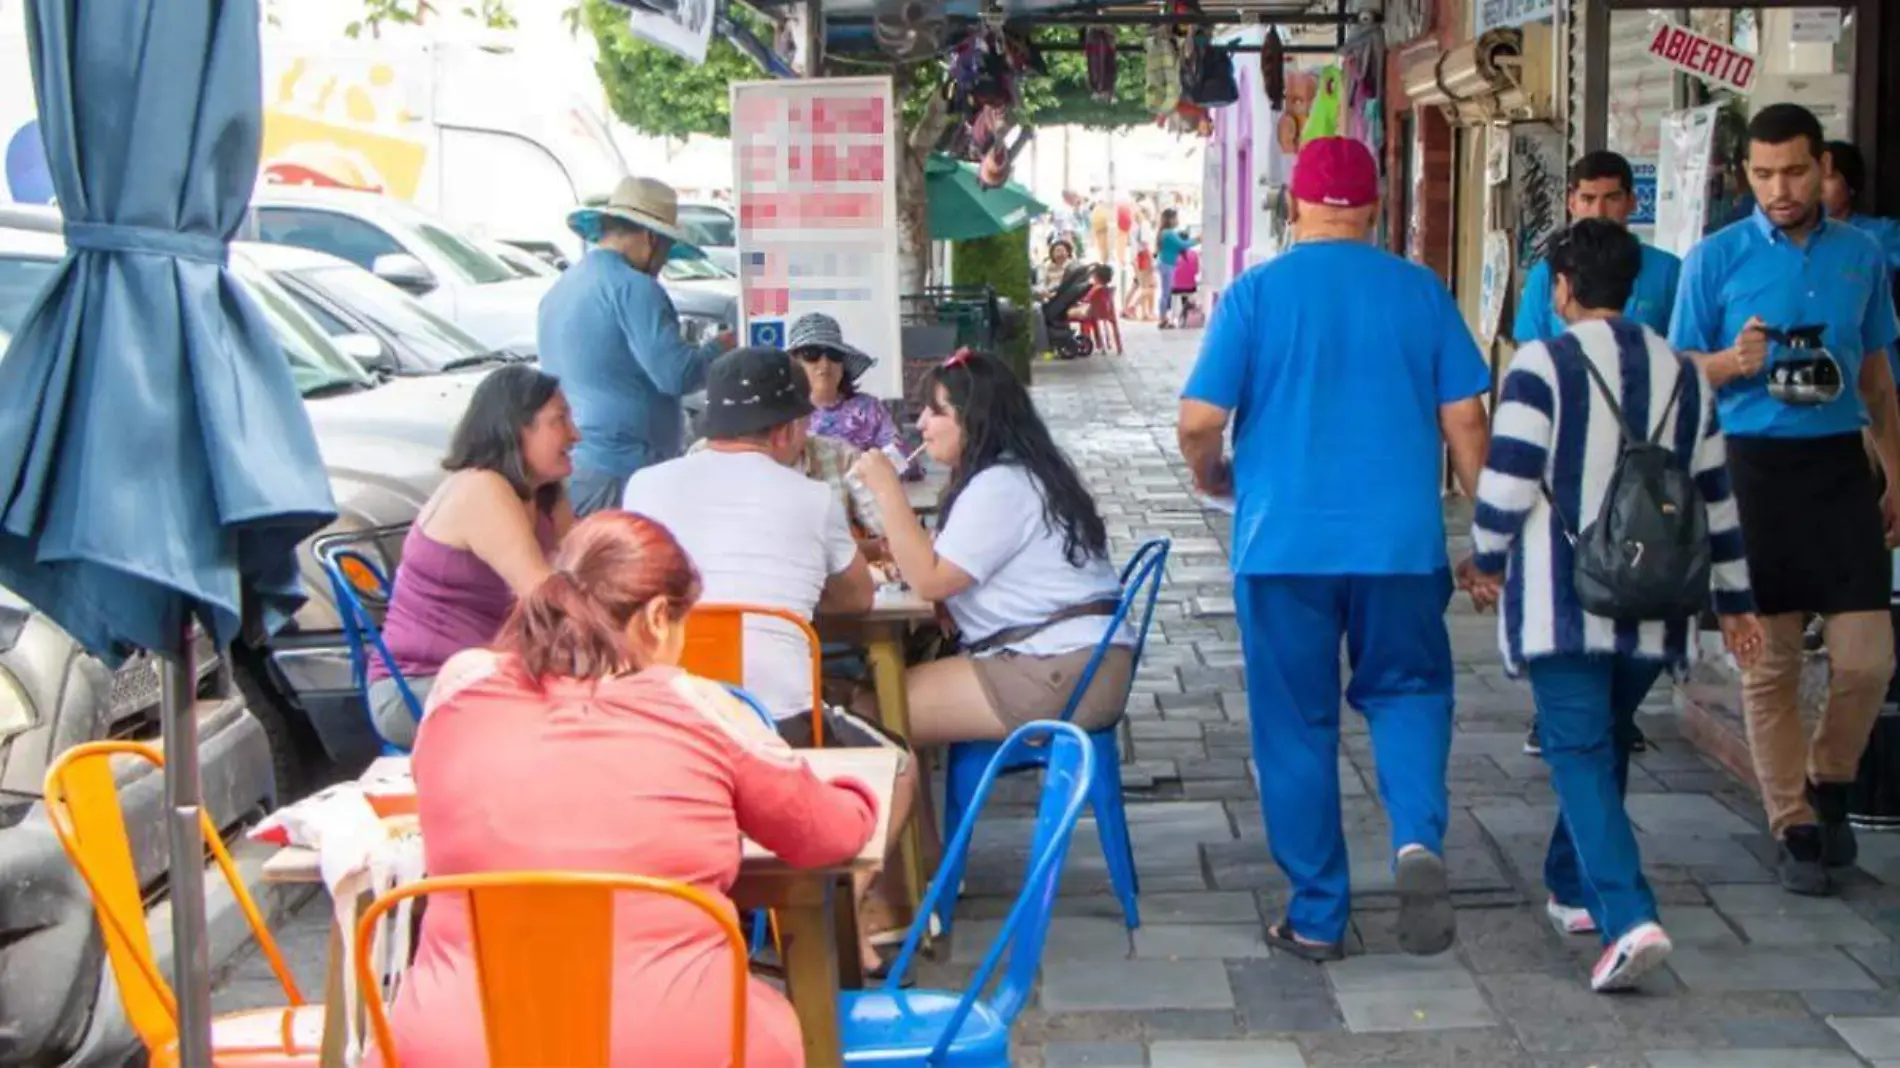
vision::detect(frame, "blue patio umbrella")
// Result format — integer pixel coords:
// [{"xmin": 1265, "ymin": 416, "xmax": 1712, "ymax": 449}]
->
[{"xmin": 0, "ymin": 2, "xmax": 336, "ymax": 1059}]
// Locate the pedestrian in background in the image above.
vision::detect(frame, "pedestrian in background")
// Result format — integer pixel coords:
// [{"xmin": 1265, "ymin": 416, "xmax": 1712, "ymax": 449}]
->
[
  {"xmin": 1177, "ymin": 137, "xmax": 1492, "ymax": 962},
  {"xmin": 1465, "ymin": 219, "xmax": 1761, "ymax": 992},
  {"xmin": 1670, "ymin": 103, "xmax": 1900, "ymax": 897}
]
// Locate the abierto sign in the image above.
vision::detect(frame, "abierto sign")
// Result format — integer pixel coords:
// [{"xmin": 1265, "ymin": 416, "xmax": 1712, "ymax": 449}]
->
[{"xmin": 1646, "ymin": 23, "xmax": 1756, "ymax": 95}]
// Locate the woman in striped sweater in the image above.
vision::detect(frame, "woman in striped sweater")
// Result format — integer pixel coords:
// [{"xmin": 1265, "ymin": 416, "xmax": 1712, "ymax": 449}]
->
[{"xmin": 1463, "ymin": 220, "xmax": 1764, "ymax": 993}]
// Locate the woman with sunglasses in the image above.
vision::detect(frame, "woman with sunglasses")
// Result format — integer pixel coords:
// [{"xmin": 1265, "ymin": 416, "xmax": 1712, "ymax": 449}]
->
[
  {"xmin": 849, "ymin": 349, "xmax": 1135, "ymax": 745},
  {"xmin": 787, "ymin": 312, "xmax": 902, "ymax": 457}
]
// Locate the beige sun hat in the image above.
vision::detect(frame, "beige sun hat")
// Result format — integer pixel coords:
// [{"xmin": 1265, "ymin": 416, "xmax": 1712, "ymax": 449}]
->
[{"xmin": 567, "ymin": 175, "xmax": 696, "ymax": 247}]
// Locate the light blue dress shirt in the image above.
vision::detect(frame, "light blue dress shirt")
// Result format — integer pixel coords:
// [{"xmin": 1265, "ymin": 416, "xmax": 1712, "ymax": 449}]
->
[
  {"xmin": 535, "ymin": 249, "xmax": 719, "ymax": 480},
  {"xmin": 1848, "ymin": 213, "xmax": 1900, "ymax": 273},
  {"xmin": 1669, "ymin": 209, "xmax": 1898, "ymax": 439},
  {"xmin": 1512, "ymin": 243, "xmax": 1682, "ymax": 345}
]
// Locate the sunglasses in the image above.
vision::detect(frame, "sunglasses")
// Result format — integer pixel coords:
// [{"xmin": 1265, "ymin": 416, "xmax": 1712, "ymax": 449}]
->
[{"xmin": 793, "ymin": 348, "xmax": 843, "ymax": 363}]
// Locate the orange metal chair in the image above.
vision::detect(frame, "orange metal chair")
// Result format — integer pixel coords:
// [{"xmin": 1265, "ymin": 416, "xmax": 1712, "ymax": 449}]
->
[
  {"xmin": 684, "ymin": 602, "xmax": 827, "ymax": 747},
  {"xmin": 43, "ymin": 742, "xmax": 321, "ymax": 1068},
  {"xmin": 354, "ymin": 871, "xmax": 750, "ymax": 1067}
]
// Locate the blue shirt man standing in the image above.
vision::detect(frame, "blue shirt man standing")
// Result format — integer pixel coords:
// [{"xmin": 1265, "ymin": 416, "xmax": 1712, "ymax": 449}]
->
[
  {"xmin": 1669, "ymin": 105, "xmax": 1900, "ymax": 899},
  {"xmin": 538, "ymin": 176, "xmax": 733, "ymax": 516},
  {"xmin": 1512, "ymin": 150, "xmax": 1680, "ymax": 759},
  {"xmin": 1513, "ymin": 151, "xmax": 1682, "ymax": 346},
  {"xmin": 1177, "ymin": 138, "xmax": 1493, "ymax": 962},
  {"xmin": 1823, "ymin": 140, "xmax": 1900, "ymax": 276}
]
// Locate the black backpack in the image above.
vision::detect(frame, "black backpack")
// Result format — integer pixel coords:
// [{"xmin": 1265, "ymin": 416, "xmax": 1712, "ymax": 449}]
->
[{"xmin": 1543, "ymin": 342, "xmax": 1711, "ymax": 622}]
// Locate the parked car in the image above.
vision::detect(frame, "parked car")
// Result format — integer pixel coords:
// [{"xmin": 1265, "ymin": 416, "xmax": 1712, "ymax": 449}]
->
[
  {"xmin": 245, "ymin": 185, "xmax": 549, "ymax": 353},
  {"xmin": 678, "ymin": 197, "xmax": 738, "ymax": 276},
  {"xmin": 247, "ymin": 187, "xmax": 737, "ymax": 355},
  {"xmin": 256, "ymin": 240, "xmax": 530, "ymax": 377},
  {"xmin": 0, "ymin": 223, "xmax": 478, "ymax": 1065}
]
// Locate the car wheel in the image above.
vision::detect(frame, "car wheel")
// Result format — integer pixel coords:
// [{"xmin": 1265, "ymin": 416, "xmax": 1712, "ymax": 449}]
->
[{"xmin": 229, "ymin": 648, "xmax": 327, "ymax": 804}]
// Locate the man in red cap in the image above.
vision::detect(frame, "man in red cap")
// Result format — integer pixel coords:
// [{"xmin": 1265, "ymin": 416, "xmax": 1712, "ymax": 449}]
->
[{"xmin": 1177, "ymin": 137, "xmax": 1493, "ymax": 961}]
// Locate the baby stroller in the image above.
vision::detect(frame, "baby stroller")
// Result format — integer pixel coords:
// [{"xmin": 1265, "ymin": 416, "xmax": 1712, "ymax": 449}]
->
[{"xmin": 1040, "ymin": 262, "xmax": 1098, "ymax": 359}]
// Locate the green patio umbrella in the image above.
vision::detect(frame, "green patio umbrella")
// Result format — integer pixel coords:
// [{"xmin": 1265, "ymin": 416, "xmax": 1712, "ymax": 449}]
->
[{"xmin": 926, "ymin": 152, "xmax": 1048, "ymax": 242}]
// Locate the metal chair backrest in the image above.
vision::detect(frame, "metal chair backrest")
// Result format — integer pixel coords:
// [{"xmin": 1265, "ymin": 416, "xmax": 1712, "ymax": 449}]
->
[
  {"xmin": 318, "ymin": 545, "xmax": 423, "ymax": 740},
  {"xmin": 355, "ymin": 871, "xmax": 750, "ymax": 1068},
  {"xmin": 1057, "ymin": 538, "xmax": 1172, "ymax": 723},
  {"xmin": 43, "ymin": 742, "xmax": 306, "ymax": 1056},
  {"xmin": 886, "ymin": 721, "xmax": 1094, "ymax": 1057},
  {"xmin": 684, "ymin": 603, "xmax": 826, "ymax": 746}
]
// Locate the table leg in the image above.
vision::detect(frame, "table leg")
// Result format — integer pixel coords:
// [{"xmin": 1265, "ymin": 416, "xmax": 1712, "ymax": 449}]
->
[
  {"xmin": 834, "ymin": 880, "xmax": 865, "ymax": 991},
  {"xmin": 779, "ymin": 876, "xmax": 845, "ymax": 1068},
  {"xmin": 318, "ymin": 916, "xmax": 348, "ymax": 1068},
  {"xmin": 863, "ymin": 631, "xmax": 939, "ymax": 935}
]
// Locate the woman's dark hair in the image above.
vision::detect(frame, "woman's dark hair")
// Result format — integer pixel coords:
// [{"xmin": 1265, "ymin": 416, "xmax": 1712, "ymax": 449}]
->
[
  {"xmin": 1048, "ymin": 237, "xmax": 1074, "ymax": 257},
  {"xmin": 923, "ymin": 350, "xmax": 1108, "ymax": 567},
  {"xmin": 1827, "ymin": 140, "xmax": 1866, "ymax": 198},
  {"xmin": 497, "ymin": 511, "xmax": 702, "ymax": 681},
  {"xmin": 1157, "ymin": 208, "xmax": 1179, "ymax": 249},
  {"xmin": 443, "ymin": 363, "xmax": 565, "ymax": 513},
  {"xmin": 1546, "ymin": 219, "xmax": 1643, "ymax": 314}
]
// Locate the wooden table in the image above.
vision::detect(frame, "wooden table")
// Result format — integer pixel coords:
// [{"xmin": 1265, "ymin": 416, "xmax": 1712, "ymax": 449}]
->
[
  {"xmin": 818, "ymin": 590, "xmax": 941, "ymax": 941},
  {"xmin": 264, "ymin": 749, "xmax": 901, "ymax": 1068}
]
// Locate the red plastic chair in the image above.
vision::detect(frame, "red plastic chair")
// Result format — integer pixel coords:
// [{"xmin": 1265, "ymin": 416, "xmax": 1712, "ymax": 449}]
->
[{"xmin": 1079, "ymin": 284, "xmax": 1123, "ymax": 355}]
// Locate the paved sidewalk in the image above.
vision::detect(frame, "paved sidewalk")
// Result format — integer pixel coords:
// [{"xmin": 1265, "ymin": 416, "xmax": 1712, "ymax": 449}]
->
[{"xmin": 217, "ymin": 325, "xmax": 1900, "ymax": 1067}]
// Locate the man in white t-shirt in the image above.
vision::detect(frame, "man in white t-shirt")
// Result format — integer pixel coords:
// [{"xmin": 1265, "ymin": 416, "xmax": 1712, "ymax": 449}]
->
[{"xmin": 623, "ymin": 346, "xmax": 877, "ymax": 732}]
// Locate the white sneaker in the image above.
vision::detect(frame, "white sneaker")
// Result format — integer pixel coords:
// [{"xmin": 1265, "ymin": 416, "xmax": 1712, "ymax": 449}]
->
[
  {"xmin": 1591, "ymin": 922, "xmax": 1672, "ymax": 992},
  {"xmin": 1545, "ymin": 897, "xmax": 1597, "ymax": 935}
]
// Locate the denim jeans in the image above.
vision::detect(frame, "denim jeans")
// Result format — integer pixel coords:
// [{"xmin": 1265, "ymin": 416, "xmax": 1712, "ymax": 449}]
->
[{"xmin": 1526, "ymin": 654, "xmax": 1664, "ymax": 943}]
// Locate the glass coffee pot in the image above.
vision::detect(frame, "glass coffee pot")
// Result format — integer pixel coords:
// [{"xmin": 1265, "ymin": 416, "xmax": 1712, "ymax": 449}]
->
[{"xmin": 1763, "ymin": 325, "xmax": 1844, "ymax": 406}]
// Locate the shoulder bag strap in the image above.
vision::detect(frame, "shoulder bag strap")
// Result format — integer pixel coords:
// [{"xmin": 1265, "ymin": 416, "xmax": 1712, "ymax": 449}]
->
[{"xmin": 963, "ymin": 598, "xmax": 1122, "ymax": 656}]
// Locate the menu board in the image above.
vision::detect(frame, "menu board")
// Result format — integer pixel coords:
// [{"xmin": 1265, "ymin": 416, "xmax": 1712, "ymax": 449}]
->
[{"xmin": 730, "ymin": 77, "xmax": 903, "ymax": 399}]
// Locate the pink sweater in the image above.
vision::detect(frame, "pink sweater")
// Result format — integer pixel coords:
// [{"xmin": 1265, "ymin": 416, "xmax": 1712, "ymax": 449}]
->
[{"xmin": 377, "ymin": 658, "xmax": 877, "ymax": 1067}]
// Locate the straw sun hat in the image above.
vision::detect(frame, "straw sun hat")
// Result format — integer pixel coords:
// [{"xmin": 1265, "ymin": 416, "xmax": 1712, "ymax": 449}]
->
[{"xmin": 567, "ymin": 175, "xmax": 696, "ymax": 247}]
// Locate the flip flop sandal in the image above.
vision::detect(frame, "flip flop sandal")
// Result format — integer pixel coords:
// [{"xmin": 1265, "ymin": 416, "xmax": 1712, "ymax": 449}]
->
[
  {"xmin": 1263, "ymin": 920, "xmax": 1344, "ymax": 963},
  {"xmin": 1395, "ymin": 849, "xmax": 1457, "ymax": 956}
]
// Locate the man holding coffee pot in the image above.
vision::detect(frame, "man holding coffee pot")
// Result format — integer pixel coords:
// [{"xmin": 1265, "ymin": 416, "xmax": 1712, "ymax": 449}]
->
[{"xmin": 1671, "ymin": 103, "xmax": 1900, "ymax": 898}]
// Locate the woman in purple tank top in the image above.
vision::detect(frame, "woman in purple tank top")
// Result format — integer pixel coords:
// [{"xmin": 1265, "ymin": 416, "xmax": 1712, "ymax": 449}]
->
[{"xmin": 368, "ymin": 365, "xmax": 579, "ymax": 746}]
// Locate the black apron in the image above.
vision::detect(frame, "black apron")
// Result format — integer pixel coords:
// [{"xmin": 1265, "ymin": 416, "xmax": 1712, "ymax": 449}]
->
[{"xmin": 1726, "ymin": 432, "xmax": 1889, "ymax": 616}]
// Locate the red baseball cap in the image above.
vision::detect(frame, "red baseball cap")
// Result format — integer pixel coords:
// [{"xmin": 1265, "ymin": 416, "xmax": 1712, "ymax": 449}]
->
[{"xmin": 1290, "ymin": 137, "xmax": 1379, "ymax": 209}]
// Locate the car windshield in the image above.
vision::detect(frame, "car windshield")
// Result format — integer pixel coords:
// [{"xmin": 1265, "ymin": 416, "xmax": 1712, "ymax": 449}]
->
[
  {"xmin": 291, "ymin": 265, "xmax": 491, "ymax": 372},
  {"xmin": 680, "ymin": 205, "xmax": 735, "ymax": 248},
  {"xmin": 0, "ymin": 254, "xmax": 60, "ymax": 340},
  {"xmin": 231, "ymin": 261, "xmax": 375, "ymax": 396},
  {"xmin": 407, "ymin": 220, "xmax": 518, "ymax": 287},
  {"xmin": 662, "ymin": 254, "xmax": 731, "ymax": 282},
  {"xmin": 1, "ymin": 249, "xmax": 367, "ymax": 398}
]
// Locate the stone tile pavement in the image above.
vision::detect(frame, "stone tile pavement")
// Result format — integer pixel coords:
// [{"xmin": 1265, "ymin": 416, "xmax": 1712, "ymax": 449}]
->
[{"xmin": 216, "ymin": 325, "xmax": 1900, "ymax": 1066}]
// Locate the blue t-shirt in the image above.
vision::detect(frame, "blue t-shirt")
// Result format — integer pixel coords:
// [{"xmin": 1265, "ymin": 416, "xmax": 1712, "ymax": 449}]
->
[
  {"xmin": 1512, "ymin": 243, "xmax": 1681, "ymax": 344},
  {"xmin": 1182, "ymin": 240, "xmax": 1491, "ymax": 576},
  {"xmin": 1669, "ymin": 209, "xmax": 1899, "ymax": 439},
  {"xmin": 536, "ymin": 249, "xmax": 718, "ymax": 478}
]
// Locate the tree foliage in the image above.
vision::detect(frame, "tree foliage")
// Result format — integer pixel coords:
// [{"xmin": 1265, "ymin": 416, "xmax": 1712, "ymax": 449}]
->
[
  {"xmin": 581, "ymin": 0, "xmax": 1153, "ymax": 140},
  {"xmin": 580, "ymin": 0, "xmax": 763, "ymax": 139}
]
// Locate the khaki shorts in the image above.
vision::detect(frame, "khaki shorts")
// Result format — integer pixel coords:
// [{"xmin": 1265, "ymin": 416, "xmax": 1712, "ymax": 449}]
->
[{"xmin": 970, "ymin": 645, "xmax": 1134, "ymax": 733}]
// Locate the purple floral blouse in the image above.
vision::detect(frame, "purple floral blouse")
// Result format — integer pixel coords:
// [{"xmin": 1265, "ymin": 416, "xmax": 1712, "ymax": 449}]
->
[{"xmin": 809, "ymin": 393, "xmax": 898, "ymax": 453}]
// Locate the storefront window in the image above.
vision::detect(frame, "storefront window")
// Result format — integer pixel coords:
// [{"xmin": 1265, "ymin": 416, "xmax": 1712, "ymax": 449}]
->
[{"xmin": 1602, "ymin": 6, "xmax": 1858, "ymax": 241}]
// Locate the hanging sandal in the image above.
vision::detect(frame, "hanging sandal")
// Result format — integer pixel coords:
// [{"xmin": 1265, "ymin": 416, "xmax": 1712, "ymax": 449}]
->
[{"xmin": 1263, "ymin": 920, "xmax": 1344, "ymax": 963}]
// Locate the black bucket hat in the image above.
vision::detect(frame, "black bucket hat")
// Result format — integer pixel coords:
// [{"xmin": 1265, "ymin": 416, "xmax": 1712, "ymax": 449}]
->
[{"xmin": 699, "ymin": 346, "xmax": 815, "ymax": 439}]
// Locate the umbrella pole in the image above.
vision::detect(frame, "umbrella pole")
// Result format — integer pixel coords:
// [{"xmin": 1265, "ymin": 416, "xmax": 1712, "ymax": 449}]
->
[{"xmin": 161, "ymin": 631, "xmax": 214, "ymax": 1065}]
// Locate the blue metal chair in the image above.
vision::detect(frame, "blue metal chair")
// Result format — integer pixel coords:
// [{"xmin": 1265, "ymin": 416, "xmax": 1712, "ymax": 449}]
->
[
  {"xmin": 936, "ymin": 537, "xmax": 1171, "ymax": 933},
  {"xmin": 318, "ymin": 545, "xmax": 422, "ymax": 756},
  {"xmin": 840, "ymin": 720, "xmax": 1095, "ymax": 1067},
  {"xmin": 722, "ymin": 684, "xmax": 785, "ymax": 960}
]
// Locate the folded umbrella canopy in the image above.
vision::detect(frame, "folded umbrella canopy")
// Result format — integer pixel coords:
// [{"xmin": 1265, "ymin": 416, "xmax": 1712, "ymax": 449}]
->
[
  {"xmin": 926, "ymin": 152, "xmax": 1049, "ymax": 242},
  {"xmin": 0, "ymin": 2, "xmax": 337, "ymax": 1060}
]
